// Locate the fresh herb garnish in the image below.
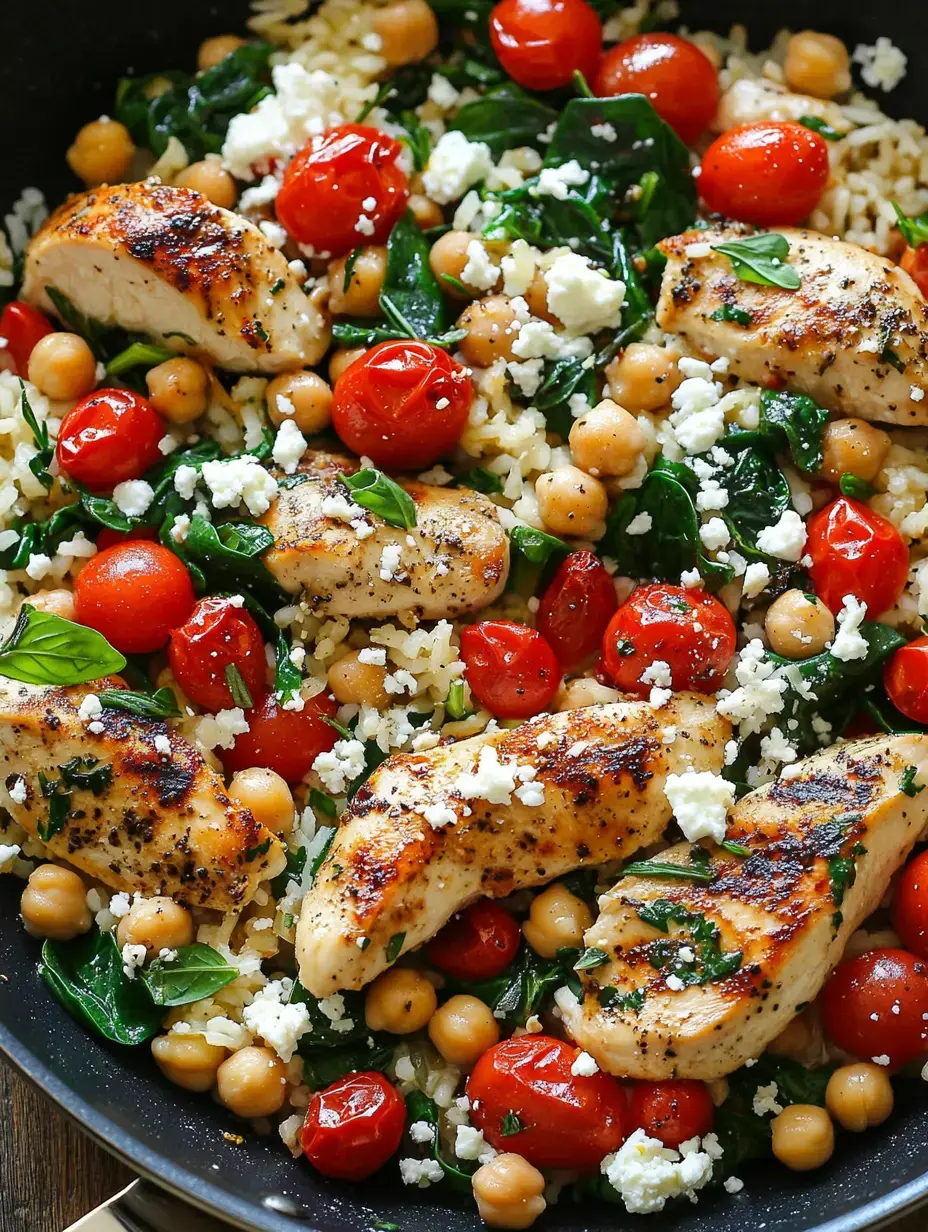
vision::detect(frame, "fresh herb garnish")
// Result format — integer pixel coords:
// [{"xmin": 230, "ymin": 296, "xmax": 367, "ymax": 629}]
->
[
  {"xmin": 509, "ymin": 524, "xmax": 570, "ymax": 567},
  {"xmin": 713, "ymin": 233, "xmax": 801, "ymax": 291},
  {"xmin": 451, "ymin": 84, "xmax": 558, "ymax": 156},
  {"xmin": 598, "ymin": 985, "xmax": 646, "ymax": 1011},
  {"xmin": 342, "ymin": 247, "xmax": 362, "ymax": 295},
  {"xmin": 455, "ymin": 467, "xmax": 503, "ymax": 495},
  {"xmin": 572, "ymin": 947, "xmax": 609, "ymax": 971},
  {"xmin": 309, "ymin": 788, "xmax": 338, "ymax": 819},
  {"xmin": 720, "ymin": 839, "xmax": 752, "ymax": 858},
  {"xmin": 224, "ymin": 663, "xmax": 254, "ymax": 709},
  {"xmin": 19, "ymin": 381, "xmax": 54, "ymax": 491},
  {"xmin": 386, "ymin": 932, "xmax": 406, "ymax": 963},
  {"xmin": 501, "ymin": 1112, "xmax": 527, "ymax": 1136},
  {"xmin": 799, "ymin": 115, "xmax": 843, "ymax": 141},
  {"xmin": 621, "ymin": 859, "xmax": 715, "ymax": 882},
  {"xmin": 445, "ymin": 679, "xmax": 469, "ymax": 721},
  {"xmin": 710, "ymin": 304, "xmax": 753, "ymax": 326},
  {"xmin": 840, "ymin": 472, "xmax": 877, "ymax": 500},
  {"xmin": 901, "ymin": 765, "xmax": 925, "ymax": 797},
  {"xmin": 97, "ymin": 687, "xmax": 181, "ymax": 719},
  {"xmin": 105, "ymin": 341, "xmax": 174, "ymax": 377},
  {"xmin": 638, "ymin": 899, "xmax": 743, "ymax": 986},
  {"xmin": 0, "ymin": 605, "xmax": 125, "ymax": 687},
  {"xmin": 893, "ymin": 202, "xmax": 928, "ymax": 249},
  {"xmin": 140, "ymin": 943, "xmax": 238, "ymax": 1007},
  {"xmin": 339, "ymin": 468, "xmax": 417, "ymax": 530}
]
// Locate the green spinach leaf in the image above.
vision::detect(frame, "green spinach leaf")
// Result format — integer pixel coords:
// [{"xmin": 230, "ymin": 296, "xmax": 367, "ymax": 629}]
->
[
  {"xmin": 380, "ymin": 211, "xmax": 447, "ymax": 339},
  {"xmin": 140, "ymin": 943, "xmax": 238, "ymax": 1007},
  {"xmin": 758, "ymin": 388, "xmax": 830, "ymax": 474},
  {"xmin": 451, "ymin": 84, "xmax": 558, "ymax": 156}
]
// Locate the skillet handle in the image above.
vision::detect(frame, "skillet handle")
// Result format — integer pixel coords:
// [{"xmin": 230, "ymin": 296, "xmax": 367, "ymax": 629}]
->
[{"xmin": 63, "ymin": 1179, "xmax": 241, "ymax": 1232}]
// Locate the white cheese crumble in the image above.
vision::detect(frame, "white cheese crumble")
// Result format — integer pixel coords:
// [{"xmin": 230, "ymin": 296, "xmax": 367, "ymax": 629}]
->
[
  {"xmin": 200, "ymin": 455, "xmax": 279, "ymax": 517},
  {"xmin": 423, "ymin": 131, "xmax": 494, "ymax": 204},
  {"xmin": 78, "ymin": 694, "xmax": 103, "ymax": 722},
  {"xmin": 853, "ymin": 37, "xmax": 907, "ymax": 92},
  {"xmin": 626, "ymin": 512, "xmax": 653, "ymax": 535},
  {"xmin": 570, "ymin": 1051, "xmax": 600, "ymax": 1076},
  {"xmin": 699, "ymin": 518, "xmax": 730, "ymax": 551},
  {"xmin": 409, "ymin": 1120, "xmax": 436, "ymax": 1145},
  {"xmin": 755, "ymin": 510, "xmax": 807, "ymax": 562},
  {"xmin": 423, "ymin": 802, "xmax": 458, "ymax": 829},
  {"xmin": 312, "ymin": 738, "xmax": 366, "ymax": 795},
  {"xmin": 121, "ymin": 943, "xmax": 147, "ymax": 981},
  {"xmin": 153, "ymin": 734, "xmax": 171, "ymax": 757},
  {"xmin": 742, "ymin": 562, "xmax": 771, "ymax": 600},
  {"xmin": 242, "ymin": 978, "xmax": 312, "ymax": 1063},
  {"xmin": 716, "ymin": 640, "xmax": 787, "ymax": 736},
  {"xmin": 752, "ymin": 1082, "xmax": 784, "ymax": 1117},
  {"xmin": 830, "ymin": 595, "xmax": 869, "ymax": 662},
  {"xmin": 196, "ymin": 707, "xmax": 250, "ymax": 751},
  {"xmin": 639, "ymin": 660, "xmax": 672, "ymax": 689},
  {"xmin": 601, "ymin": 1129, "xmax": 714, "ymax": 1214},
  {"xmin": 112, "ymin": 479, "xmax": 155, "ymax": 518},
  {"xmin": 399, "ymin": 1158, "xmax": 444, "ymax": 1187},
  {"xmin": 454, "ymin": 745, "xmax": 540, "ymax": 806},
  {"xmin": 533, "ymin": 160, "xmax": 589, "ymax": 200},
  {"xmin": 7, "ymin": 776, "xmax": 26, "ymax": 805},
  {"xmin": 272, "ymin": 419, "xmax": 308, "ymax": 475},
  {"xmin": 543, "ymin": 252, "xmax": 625, "ymax": 334},
  {"xmin": 378, "ymin": 542, "xmax": 404, "ymax": 582},
  {"xmin": 461, "ymin": 240, "xmax": 501, "ymax": 292},
  {"xmin": 454, "ymin": 1125, "xmax": 497, "ymax": 1164},
  {"xmin": 664, "ymin": 770, "xmax": 735, "ymax": 844}
]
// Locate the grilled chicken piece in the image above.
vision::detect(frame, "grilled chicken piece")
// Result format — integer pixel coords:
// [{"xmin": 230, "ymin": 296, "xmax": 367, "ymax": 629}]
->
[
  {"xmin": 296, "ymin": 695, "xmax": 730, "ymax": 996},
  {"xmin": 0, "ymin": 677, "xmax": 285, "ymax": 909},
  {"xmin": 262, "ymin": 470, "xmax": 510, "ymax": 620},
  {"xmin": 23, "ymin": 180, "xmax": 328, "ymax": 373},
  {"xmin": 560, "ymin": 735, "xmax": 928, "ymax": 1080},
  {"xmin": 713, "ymin": 78, "xmax": 846, "ymax": 134},
  {"xmin": 657, "ymin": 227, "xmax": 928, "ymax": 427}
]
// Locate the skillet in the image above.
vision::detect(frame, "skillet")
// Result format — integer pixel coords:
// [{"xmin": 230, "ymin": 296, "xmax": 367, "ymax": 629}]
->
[{"xmin": 1, "ymin": 0, "xmax": 928, "ymax": 1228}]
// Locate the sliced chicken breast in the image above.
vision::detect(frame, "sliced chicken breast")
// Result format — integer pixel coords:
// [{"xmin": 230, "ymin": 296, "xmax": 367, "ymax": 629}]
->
[
  {"xmin": 657, "ymin": 226, "xmax": 928, "ymax": 426},
  {"xmin": 0, "ymin": 677, "xmax": 285, "ymax": 909},
  {"xmin": 23, "ymin": 180, "xmax": 328, "ymax": 373},
  {"xmin": 713, "ymin": 78, "xmax": 846, "ymax": 134},
  {"xmin": 560, "ymin": 735, "xmax": 928, "ymax": 1080},
  {"xmin": 296, "ymin": 695, "xmax": 729, "ymax": 996}
]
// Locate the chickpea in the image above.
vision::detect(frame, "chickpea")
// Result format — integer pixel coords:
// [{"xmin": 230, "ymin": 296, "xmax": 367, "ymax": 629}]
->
[
  {"xmin": 67, "ymin": 118, "xmax": 135, "ymax": 187},
  {"xmin": 522, "ymin": 884, "xmax": 593, "ymax": 959},
  {"xmin": 819, "ymin": 418, "xmax": 890, "ymax": 485},
  {"xmin": 770, "ymin": 1104, "xmax": 835, "ymax": 1171},
  {"xmin": 457, "ymin": 296, "xmax": 519, "ymax": 368},
  {"xmin": 605, "ymin": 343, "xmax": 680, "ymax": 414},
  {"xmin": 472, "ymin": 1153, "xmax": 547, "ymax": 1230},
  {"xmin": 20, "ymin": 865, "xmax": 91, "ymax": 941},
  {"xmin": 765, "ymin": 589, "xmax": 835, "ymax": 659},
  {"xmin": 27, "ymin": 333, "xmax": 97, "ymax": 402},
  {"xmin": 373, "ymin": 0, "xmax": 439, "ymax": 67},
  {"xmin": 197, "ymin": 34, "xmax": 246, "ymax": 73},
  {"xmin": 146, "ymin": 357, "xmax": 209, "ymax": 424},
  {"xmin": 327, "ymin": 649, "xmax": 390, "ymax": 710},
  {"xmin": 826, "ymin": 1062, "xmax": 894, "ymax": 1132},
  {"xmin": 175, "ymin": 157, "xmax": 238, "ymax": 210},
  {"xmin": 428, "ymin": 994, "xmax": 500, "ymax": 1067},
  {"xmin": 28, "ymin": 589, "xmax": 76, "ymax": 622},
  {"xmin": 265, "ymin": 371, "xmax": 333, "ymax": 436},
  {"xmin": 535, "ymin": 466, "xmax": 608, "ymax": 539},
  {"xmin": 216, "ymin": 1046, "xmax": 287, "ymax": 1118},
  {"xmin": 229, "ymin": 768, "xmax": 295, "ymax": 833},
  {"xmin": 767, "ymin": 1010, "xmax": 816, "ymax": 1060},
  {"xmin": 784, "ymin": 31, "xmax": 851, "ymax": 99},
  {"xmin": 152, "ymin": 1033, "xmax": 227, "ymax": 1092},
  {"xmin": 523, "ymin": 271, "xmax": 557, "ymax": 325},
  {"xmin": 408, "ymin": 193, "xmax": 444, "ymax": 231},
  {"xmin": 569, "ymin": 399, "xmax": 646, "ymax": 478},
  {"xmin": 364, "ymin": 968, "xmax": 438, "ymax": 1034},
  {"xmin": 328, "ymin": 247, "xmax": 388, "ymax": 317},
  {"xmin": 430, "ymin": 231, "xmax": 478, "ymax": 298},
  {"xmin": 329, "ymin": 347, "xmax": 367, "ymax": 385},
  {"xmin": 116, "ymin": 896, "xmax": 194, "ymax": 958}
]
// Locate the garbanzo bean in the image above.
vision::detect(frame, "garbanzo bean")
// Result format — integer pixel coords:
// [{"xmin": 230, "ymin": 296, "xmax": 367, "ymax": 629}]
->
[
  {"xmin": 328, "ymin": 247, "xmax": 388, "ymax": 317},
  {"xmin": 116, "ymin": 896, "xmax": 194, "ymax": 958},
  {"xmin": 373, "ymin": 0, "xmax": 439, "ymax": 67},
  {"xmin": 523, "ymin": 271, "xmax": 557, "ymax": 324},
  {"xmin": 819, "ymin": 418, "xmax": 890, "ymax": 485},
  {"xmin": 770, "ymin": 1104, "xmax": 835, "ymax": 1171},
  {"xmin": 784, "ymin": 31, "xmax": 851, "ymax": 99},
  {"xmin": 605, "ymin": 343, "xmax": 679, "ymax": 414},
  {"xmin": 229, "ymin": 768, "xmax": 295, "ymax": 833},
  {"xmin": 535, "ymin": 466, "xmax": 608, "ymax": 539},
  {"xmin": 764, "ymin": 589, "xmax": 835, "ymax": 658},
  {"xmin": 146, "ymin": 357, "xmax": 209, "ymax": 424},
  {"xmin": 364, "ymin": 968, "xmax": 438, "ymax": 1034},
  {"xmin": 67, "ymin": 118, "xmax": 135, "ymax": 186},
  {"xmin": 457, "ymin": 295, "xmax": 519, "ymax": 368},
  {"xmin": 472, "ymin": 1153, "xmax": 547, "ymax": 1230},
  {"xmin": 20, "ymin": 864, "xmax": 91, "ymax": 941},
  {"xmin": 175, "ymin": 157, "xmax": 238, "ymax": 209},
  {"xmin": 28, "ymin": 588, "xmax": 76, "ymax": 622},
  {"xmin": 825, "ymin": 1062, "xmax": 894, "ymax": 1132},
  {"xmin": 408, "ymin": 193, "xmax": 444, "ymax": 230},
  {"xmin": 216, "ymin": 1046, "xmax": 287, "ymax": 1118},
  {"xmin": 152, "ymin": 1033, "xmax": 227, "ymax": 1092},
  {"xmin": 767, "ymin": 1010, "xmax": 816, "ymax": 1060},
  {"xmin": 327, "ymin": 649, "xmax": 390, "ymax": 709},
  {"xmin": 522, "ymin": 884, "xmax": 593, "ymax": 958},
  {"xmin": 569, "ymin": 399, "xmax": 646, "ymax": 478},
  {"xmin": 197, "ymin": 34, "xmax": 246, "ymax": 73},
  {"xmin": 430, "ymin": 231, "xmax": 477, "ymax": 297},
  {"xmin": 27, "ymin": 333, "xmax": 97, "ymax": 402},
  {"xmin": 428, "ymin": 994, "xmax": 500, "ymax": 1067},
  {"xmin": 265, "ymin": 371, "xmax": 333, "ymax": 435},
  {"xmin": 329, "ymin": 347, "xmax": 367, "ymax": 385}
]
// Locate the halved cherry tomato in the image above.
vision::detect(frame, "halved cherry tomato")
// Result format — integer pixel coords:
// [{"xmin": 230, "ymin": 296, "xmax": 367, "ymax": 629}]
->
[
  {"xmin": 0, "ymin": 302, "xmax": 54, "ymax": 375},
  {"xmin": 819, "ymin": 947, "xmax": 928, "ymax": 1067},
  {"xmin": 893, "ymin": 851, "xmax": 928, "ymax": 961},
  {"xmin": 460, "ymin": 620, "xmax": 560, "ymax": 719},
  {"xmin": 628, "ymin": 1079, "xmax": 714, "ymax": 1149},
  {"xmin": 807, "ymin": 497, "xmax": 909, "ymax": 617},
  {"xmin": 428, "ymin": 899, "xmax": 521, "ymax": 981},
  {"xmin": 300, "ymin": 1071, "xmax": 406, "ymax": 1181},
  {"xmin": 594, "ymin": 34, "xmax": 719, "ymax": 146},
  {"xmin": 73, "ymin": 541, "xmax": 196, "ymax": 655},
  {"xmin": 467, "ymin": 1035, "xmax": 627, "ymax": 1171},
  {"xmin": 331, "ymin": 340, "xmax": 472, "ymax": 470},
  {"xmin": 698, "ymin": 122, "xmax": 830, "ymax": 227},
  {"xmin": 221, "ymin": 690, "xmax": 338, "ymax": 784},
  {"xmin": 276, "ymin": 125, "xmax": 409, "ymax": 257},
  {"xmin": 95, "ymin": 525, "xmax": 159, "ymax": 551},
  {"xmin": 168, "ymin": 597, "xmax": 267, "ymax": 713},
  {"xmin": 883, "ymin": 637, "xmax": 928, "ymax": 725},
  {"xmin": 56, "ymin": 388, "xmax": 164, "ymax": 492},
  {"xmin": 536, "ymin": 550, "xmax": 618, "ymax": 671},
  {"xmin": 601, "ymin": 583, "xmax": 736, "ymax": 695},
  {"xmin": 489, "ymin": 0, "xmax": 602, "ymax": 92},
  {"xmin": 901, "ymin": 244, "xmax": 928, "ymax": 299}
]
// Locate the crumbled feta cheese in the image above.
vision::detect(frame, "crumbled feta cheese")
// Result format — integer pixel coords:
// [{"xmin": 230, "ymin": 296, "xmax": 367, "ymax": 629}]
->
[
  {"xmin": 830, "ymin": 595, "xmax": 869, "ymax": 662},
  {"xmin": 0, "ymin": 842, "xmax": 21, "ymax": 870},
  {"xmin": 639, "ymin": 660, "xmax": 672, "ymax": 689},
  {"xmin": 853, "ymin": 37, "xmax": 907, "ymax": 92},
  {"xmin": 355, "ymin": 213, "xmax": 376, "ymax": 237},
  {"xmin": 684, "ymin": 241, "xmax": 712, "ymax": 259},
  {"xmin": 534, "ymin": 160, "xmax": 589, "ymax": 200},
  {"xmin": 25, "ymin": 553, "xmax": 53, "ymax": 581},
  {"xmin": 427, "ymin": 73, "xmax": 461, "ymax": 110},
  {"xmin": 196, "ymin": 707, "xmax": 250, "ymax": 751},
  {"xmin": 571, "ymin": 1051, "xmax": 600, "ymax": 1076},
  {"xmin": 317, "ymin": 992, "xmax": 355, "ymax": 1033},
  {"xmin": 669, "ymin": 374, "xmax": 725, "ymax": 455},
  {"xmin": 543, "ymin": 253, "xmax": 625, "ymax": 334},
  {"xmin": 409, "ymin": 1120, "xmax": 436, "ymax": 1145},
  {"xmin": 173, "ymin": 464, "xmax": 199, "ymax": 501},
  {"xmin": 78, "ymin": 694, "xmax": 103, "ymax": 722},
  {"xmin": 664, "ymin": 770, "xmax": 735, "ymax": 844},
  {"xmin": 455, "ymin": 1125, "xmax": 497, "ymax": 1163},
  {"xmin": 601, "ymin": 1129, "xmax": 714, "ymax": 1214},
  {"xmin": 313, "ymin": 738, "xmax": 366, "ymax": 794},
  {"xmin": 272, "ymin": 419, "xmax": 308, "ymax": 475},
  {"xmin": 242, "ymin": 978, "xmax": 312, "ymax": 1062},
  {"xmin": 724, "ymin": 1176, "xmax": 744, "ymax": 1194},
  {"xmin": 455, "ymin": 745, "xmax": 537, "ymax": 806},
  {"xmin": 154, "ymin": 734, "xmax": 171, "ymax": 757},
  {"xmin": 378, "ymin": 542, "xmax": 404, "ymax": 582},
  {"xmin": 423, "ymin": 131, "xmax": 494, "ymax": 204},
  {"xmin": 699, "ymin": 518, "xmax": 730, "ymax": 551},
  {"xmin": 423, "ymin": 802, "xmax": 458, "ymax": 829},
  {"xmin": 399, "ymin": 1158, "xmax": 444, "ymax": 1187},
  {"xmin": 200, "ymin": 455, "xmax": 279, "ymax": 517},
  {"xmin": 912, "ymin": 386, "xmax": 926, "ymax": 403},
  {"xmin": 755, "ymin": 510, "xmax": 807, "ymax": 562},
  {"xmin": 121, "ymin": 943, "xmax": 147, "ymax": 980},
  {"xmin": 665, "ymin": 974, "xmax": 686, "ymax": 992},
  {"xmin": 7, "ymin": 776, "xmax": 27, "ymax": 805},
  {"xmin": 752, "ymin": 1082, "xmax": 784, "ymax": 1117},
  {"xmin": 716, "ymin": 640, "xmax": 787, "ymax": 736},
  {"xmin": 112, "ymin": 479, "xmax": 154, "ymax": 518},
  {"xmin": 358, "ymin": 647, "xmax": 387, "ymax": 666},
  {"xmin": 742, "ymin": 562, "xmax": 771, "ymax": 600},
  {"xmin": 695, "ymin": 479, "xmax": 729, "ymax": 512},
  {"xmin": 501, "ymin": 238, "xmax": 538, "ymax": 297},
  {"xmin": 461, "ymin": 240, "xmax": 501, "ymax": 292},
  {"xmin": 680, "ymin": 568, "xmax": 703, "ymax": 589},
  {"xmin": 626, "ymin": 512, "xmax": 653, "ymax": 535}
]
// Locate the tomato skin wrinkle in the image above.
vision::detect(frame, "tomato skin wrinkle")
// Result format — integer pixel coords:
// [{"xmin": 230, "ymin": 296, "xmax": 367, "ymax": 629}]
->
[
  {"xmin": 56, "ymin": 388, "xmax": 164, "ymax": 492},
  {"xmin": 221, "ymin": 690, "xmax": 338, "ymax": 784},
  {"xmin": 893, "ymin": 851, "xmax": 928, "ymax": 962},
  {"xmin": 300, "ymin": 1071, "xmax": 406, "ymax": 1182},
  {"xmin": 884, "ymin": 637, "xmax": 928, "ymax": 725},
  {"xmin": 819, "ymin": 947, "xmax": 928, "ymax": 1068},
  {"xmin": 537, "ymin": 550, "xmax": 618, "ymax": 671},
  {"xmin": 0, "ymin": 301, "xmax": 53, "ymax": 376},
  {"xmin": 807, "ymin": 496, "xmax": 909, "ymax": 617},
  {"xmin": 698, "ymin": 122, "xmax": 829, "ymax": 227},
  {"xmin": 628, "ymin": 1079, "xmax": 714, "ymax": 1150},
  {"xmin": 490, "ymin": 0, "xmax": 602, "ymax": 92},
  {"xmin": 594, "ymin": 34, "xmax": 719, "ymax": 145},
  {"xmin": 428, "ymin": 899, "xmax": 521, "ymax": 981},
  {"xmin": 460, "ymin": 620, "xmax": 561, "ymax": 719},
  {"xmin": 169, "ymin": 596, "xmax": 267, "ymax": 713}
]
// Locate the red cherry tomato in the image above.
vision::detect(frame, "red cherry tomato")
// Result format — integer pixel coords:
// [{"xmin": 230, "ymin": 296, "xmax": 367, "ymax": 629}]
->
[
  {"xmin": 331, "ymin": 341, "xmax": 472, "ymax": 470},
  {"xmin": 56, "ymin": 389, "xmax": 164, "ymax": 493},
  {"xmin": 95, "ymin": 526, "xmax": 159, "ymax": 551},
  {"xmin": 601, "ymin": 583, "xmax": 736, "ymax": 695},
  {"xmin": 428, "ymin": 899, "xmax": 521, "ymax": 981},
  {"xmin": 468, "ymin": 1035, "xmax": 627, "ymax": 1171},
  {"xmin": 0, "ymin": 302, "xmax": 54, "ymax": 375},
  {"xmin": 460, "ymin": 620, "xmax": 560, "ymax": 719},
  {"xmin": 819, "ymin": 948, "xmax": 928, "ymax": 1067},
  {"xmin": 594, "ymin": 34, "xmax": 719, "ymax": 146},
  {"xmin": 168, "ymin": 597, "xmax": 268, "ymax": 713},
  {"xmin": 536, "ymin": 551, "xmax": 618, "ymax": 671},
  {"xmin": 221, "ymin": 690, "xmax": 338, "ymax": 784},
  {"xmin": 807, "ymin": 497, "xmax": 909, "ymax": 617},
  {"xmin": 276, "ymin": 125, "xmax": 408, "ymax": 257},
  {"xmin": 901, "ymin": 244, "xmax": 928, "ymax": 299},
  {"xmin": 489, "ymin": 0, "xmax": 602, "ymax": 92},
  {"xmin": 698, "ymin": 122, "xmax": 830, "ymax": 227},
  {"xmin": 73, "ymin": 542, "xmax": 196, "ymax": 655},
  {"xmin": 300, "ymin": 1071, "xmax": 406, "ymax": 1181},
  {"xmin": 628, "ymin": 1080, "xmax": 714, "ymax": 1150},
  {"xmin": 884, "ymin": 637, "xmax": 928, "ymax": 725},
  {"xmin": 893, "ymin": 852, "xmax": 928, "ymax": 961}
]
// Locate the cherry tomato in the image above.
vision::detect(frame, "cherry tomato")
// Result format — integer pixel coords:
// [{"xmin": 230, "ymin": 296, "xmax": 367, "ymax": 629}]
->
[
  {"xmin": 300, "ymin": 1071, "xmax": 406, "ymax": 1181},
  {"xmin": 628, "ymin": 1079, "xmax": 714, "ymax": 1149},
  {"xmin": 884, "ymin": 637, "xmax": 928, "ymax": 725},
  {"xmin": 843, "ymin": 712, "xmax": 881, "ymax": 740},
  {"xmin": 594, "ymin": 34, "xmax": 719, "ymax": 146},
  {"xmin": 276, "ymin": 125, "xmax": 408, "ymax": 257},
  {"xmin": 73, "ymin": 542, "xmax": 196, "ymax": 655},
  {"xmin": 468, "ymin": 1035, "xmax": 627, "ymax": 1171},
  {"xmin": 168, "ymin": 597, "xmax": 267, "ymax": 713},
  {"xmin": 221, "ymin": 690, "xmax": 338, "ymax": 784},
  {"xmin": 807, "ymin": 497, "xmax": 909, "ymax": 617},
  {"xmin": 489, "ymin": 0, "xmax": 602, "ymax": 92},
  {"xmin": 901, "ymin": 244, "xmax": 928, "ymax": 299},
  {"xmin": 460, "ymin": 620, "xmax": 560, "ymax": 719},
  {"xmin": 56, "ymin": 389, "xmax": 164, "ymax": 493},
  {"xmin": 0, "ymin": 302, "xmax": 54, "ymax": 375},
  {"xmin": 331, "ymin": 341, "xmax": 472, "ymax": 470},
  {"xmin": 95, "ymin": 526, "xmax": 159, "ymax": 551},
  {"xmin": 893, "ymin": 852, "xmax": 928, "ymax": 961},
  {"xmin": 428, "ymin": 899, "xmax": 521, "ymax": 981},
  {"xmin": 819, "ymin": 948, "xmax": 928, "ymax": 1067},
  {"xmin": 698, "ymin": 122, "xmax": 830, "ymax": 227},
  {"xmin": 536, "ymin": 551, "xmax": 618, "ymax": 671},
  {"xmin": 601, "ymin": 583, "xmax": 736, "ymax": 695}
]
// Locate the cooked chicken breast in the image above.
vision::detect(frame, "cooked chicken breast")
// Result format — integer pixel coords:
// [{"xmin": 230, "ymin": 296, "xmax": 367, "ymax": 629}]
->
[
  {"xmin": 0, "ymin": 677, "xmax": 285, "ymax": 909},
  {"xmin": 296, "ymin": 695, "xmax": 729, "ymax": 996},
  {"xmin": 713, "ymin": 78, "xmax": 846, "ymax": 134},
  {"xmin": 657, "ymin": 226, "xmax": 928, "ymax": 426},
  {"xmin": 560, "ymin": 735, "xmax": 928, "ymax": 1080},
  {"xmin": 23, "ymin": 180, "xmax": 328, "ymax": 373}
]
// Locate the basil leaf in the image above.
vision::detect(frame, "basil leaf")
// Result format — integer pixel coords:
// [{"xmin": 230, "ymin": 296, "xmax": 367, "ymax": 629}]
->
[
  {"xmin": 98, "ymin": 687, "xmax": 181, "ymax": 718},
  {"xmin": 713, "ymin": 233, "xmax": 801, "ymax": 291},
  {"xmin": 105, "ymin": 341, "xmax": 174, "ymax": 377},
  {"xmin": 573, "ymin": 947, "xmax": 609, "ymax": 971},
  {"xmin": 799, "ymin": 115, "xmax": 843, "ymax": 141},
  {"xmin": 710, "ymin": 304, "xmax": 752, "ymax": 326},
  {"xmin": 509, "ymin": 524, "xmax": 569, "ymax": 566},
  {"xmin": 140, "ymin": 943, "xmax": 239, "ymax": 1007},
  {"xmin": 379, "ymin": 211, "xmax": 446, "ymax": 339},
  {"xmin": 840, "ymin": 472, "xmax": 877, "ymax": 500},
  {"xmin": 893, "ymin": 202, "xmax": 928, "ymax": 249},
  {"xmin": 0, "ymin": 604, "xmax": 125, "ymax": 686},
  {"xmin": 757, "ymin": 388, "xmax": 829, "ymax": 474},
  {"xmin": 339, "ymin": 469, "xmax": 417, "ymax": 530},
  {"xmin": 451, "ymin": 84, "xmax": 558, "ymax": 156}
]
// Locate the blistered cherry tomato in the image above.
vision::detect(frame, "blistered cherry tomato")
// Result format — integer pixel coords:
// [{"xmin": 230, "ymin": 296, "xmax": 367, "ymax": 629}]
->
[
  {"xmin": 0, "ymin": 302, "xmax": 54, "ymax": 375},
  {"xmin": 331, "ymin": 340, "xmax": 472, "ymax": 470},
  {"xmin": 536, "ymin": 550, "xmax": 618, "ymax": 671},
  {"xmin": 94, "ymin": 525, "xmax": 159, "ymax": 551},
  {"xmin": 276, "ymin": 125, "xmax": 408, "ymax": 257},
  {"xmin": 698, "ymin": 122, "xmax": 830, "ymax": 226},
  {"xmin": 56, "ymin": 388, "xmax": 164, "ymax": 492},
  {"xmin": 222, "ymin": 690, "xmax": 338, "ymax": 784},
  {"xmin": 601, "ymin": 583, "xmax": 736, "ymax": 695},
  {"xmin": 893, "ymin": 852, "xmax": 928, "ymax": 961},
  {"xmin": 628, "ymin": 1079, "xmax": 714, "ymax": 1149},
  {"xmin": 460, "ymin": 620, "xmax": 560, "ymax": 719},
  {"xmin": 901, "ymin": 244, "xmax": 928, "ymax": 299},
  {"xmin": 819, "ymin": 948, "xmax": 928, "ymax": 1067},
  {"xmin": 807, "ymin": 497, "xmax": 909, "ymax": 617},
  {"xmin": 168, "ymin": 597, "xmax": 267, "ymax": 713},
  {"xmin": 468, "ymin": 1035, "xmax": 627, "ymax": 1171},
  {"xmin": 884, "ymin": 637, "xmax": 928, "ymax": 725},
  {"xmin": 428, "ymin": 899, "xmax": 521, "ymax": 981},
  {"xmin": 300, "ymin": 1071, "xmax": 406, "ymax": 1181},
  {"xmin": 594, "ymin": 34, "xmax": 719, "ymax": 145},
  {"xmin": 73, "ymin": 541, "xmax": 195, "ymax": 655},
  {"xmin": 489, "ymin": 0, "xmax": 602, "ymax": 92}
]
